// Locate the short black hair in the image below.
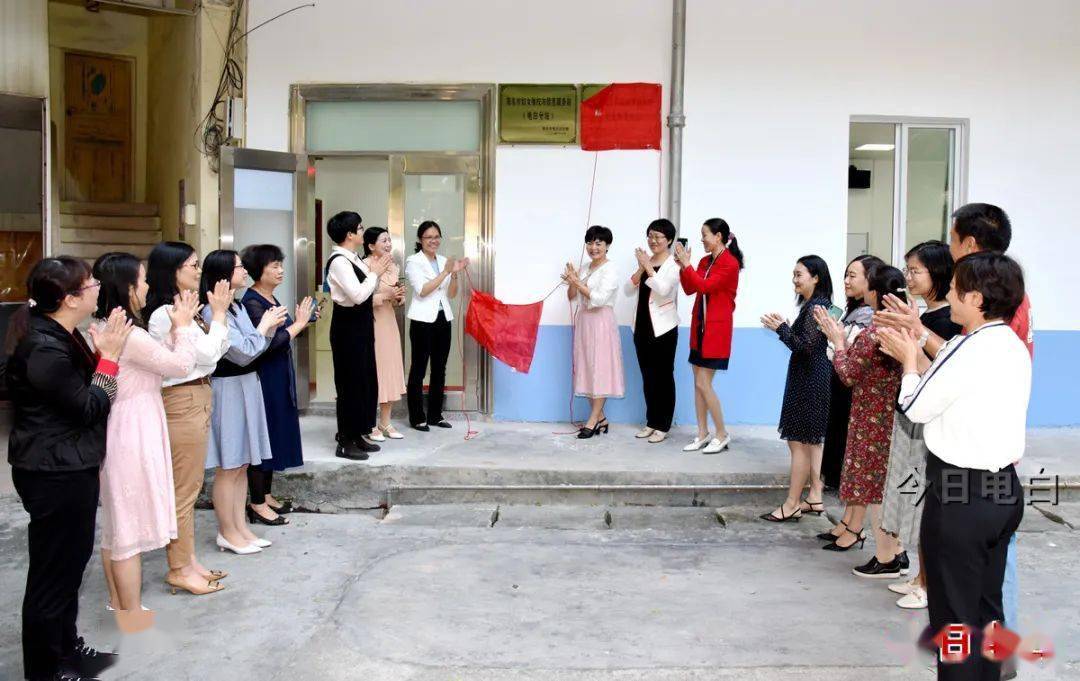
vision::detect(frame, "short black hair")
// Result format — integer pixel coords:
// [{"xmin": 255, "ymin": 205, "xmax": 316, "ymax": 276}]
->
[
  {"xmin": 646, "ymin": 219, "xmax": 676, "ymax": 245},
  {"xmin": 953, "ymin": 252, "xmax": 1025, "ymax": 322},
  {"xmin": 584, "ymin": 225, "xmax": 613, "ymax": 245},
  {"xmin": 796, "ymin": 254, "xmax": 833, "ymax": 302},
  {"xmin": 327, "ymin": 211, "xmax": 362, "ymax": 245},
  {"xmin": 199, "ymin": 249, "xmax": 239, "ymax": 308},
  {"xmin": 867, "ymin": 264, "xmax": 908, "ymax": 310},
  {"xmin": 240, "ymin": 244, "xmax": 285, "ymax": 283},
  {"xmin": 905, "ymin": 240, "xmax": 953, "ymax": 301},
  {"xmin": 952, "ymin": 203, "xmax": 1012, "ymax": 253}
]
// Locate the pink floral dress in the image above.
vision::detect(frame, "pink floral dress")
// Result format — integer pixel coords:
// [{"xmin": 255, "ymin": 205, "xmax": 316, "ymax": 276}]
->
[
  {"xmin": 833, "ymin": 324, "xmax": 902, "ymax": 504},
  {"xmin": 99, "ymin": 324, "xmax": 198, "ymax": 560}
]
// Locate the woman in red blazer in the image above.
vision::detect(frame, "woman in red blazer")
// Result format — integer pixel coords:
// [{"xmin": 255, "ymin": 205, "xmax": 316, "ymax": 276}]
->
[{"xmin": 675, "ymin": 217, "xmax": 744, "ymax": 454}]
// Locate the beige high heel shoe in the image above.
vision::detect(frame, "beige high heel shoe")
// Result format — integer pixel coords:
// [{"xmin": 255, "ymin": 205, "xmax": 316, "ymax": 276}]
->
[{"xmin": 379, "ymin": 424, "xmax": 405, "ymax": 440}]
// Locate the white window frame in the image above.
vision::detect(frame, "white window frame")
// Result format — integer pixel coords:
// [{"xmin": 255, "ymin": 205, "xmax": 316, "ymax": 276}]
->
[{"xmin": 851, "ymin": 116, "xmax": 969, "ymax": 266}]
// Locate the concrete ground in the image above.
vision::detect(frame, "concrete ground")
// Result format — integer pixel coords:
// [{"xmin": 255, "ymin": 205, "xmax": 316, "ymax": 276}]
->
[{"xmin": 0, "ymin": 497, "xmax": 1076, "ymax": 680}]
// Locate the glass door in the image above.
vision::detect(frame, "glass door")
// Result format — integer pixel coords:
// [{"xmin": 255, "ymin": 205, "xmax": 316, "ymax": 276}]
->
[
  {"xmin": 391, "ymin": 154, "xmax": 481, "ymax": 412},
  {"xmin": 219, "ymin": 146, "xmax": 313, "ymax": 407}
]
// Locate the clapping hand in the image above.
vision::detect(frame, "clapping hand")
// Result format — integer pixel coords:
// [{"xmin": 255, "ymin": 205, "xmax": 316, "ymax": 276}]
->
[
  {"xmin": 295, "ymin": 297, "xmax": 316, "ymax": 327},
  {"xmin": 442, "ymin": 256, "xmax": 457, "ymax": 274},
  {"xmin": 673, "ymin": 241, "xmax": 691, "ymax": 267},
  {"xmin": 206, "ymin": 279, "xmax": 232, "ymax": 318},
  {"xmin": 88, "ymin": 307, "xmax": 133, "ymax": 362},
  {"xmin": 760, "ymin": 312, "xmax": 785, "ymax": 331},
  {"xmin": 393, "ymin": 282, "xmax": 406, "ymax": 306},
  {"xmin": 168, "ymin": 290, "xmax": 200, "ymax": 329},
  {"xmin": 561, "ymin": 262, "xmax": 579, "ymax": 286},
  {"xmin": 257, "ymin": 305, "xmax": 289, "ymax": 336},
  {"xmin": 877, "ymin": 326, "xmax": 920, "ymax": 370},
  {"xmin": 874, "ymin": 293, "xmax": 922, "ymax": 335},
  {"xmin": 634, "ymin": 247, "xmax": 652, "ymax": 269},
  {"xmin": 370, "ymin": 254, "xmax": 393, "ymax": 277},
  {"xmin": 452, "ymin": 257, "xmax": 470, "ymax": 273},
  {"xmin": 812, "ymin": 305, "xmax": 846, "ymax": 347}
]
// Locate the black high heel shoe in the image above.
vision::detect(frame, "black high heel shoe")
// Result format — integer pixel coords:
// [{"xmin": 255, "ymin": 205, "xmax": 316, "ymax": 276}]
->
[
  {"xmin": 268, "ymin": 499, "xmax": 293, "ymax": 515},
  {"xmin": 247, "ymin": 506, "xmax": 288, "ymax": 526},
  {"xmin": 822, "ymin": 526, "xmax": 866, "ymax": 551},
  {"xmin": 799, "ymin": 497, "xmax": 825, "ymax": 516},
  {"xmin": 816, "ymin": 520, "xmax": 865, "ymax": 541}
]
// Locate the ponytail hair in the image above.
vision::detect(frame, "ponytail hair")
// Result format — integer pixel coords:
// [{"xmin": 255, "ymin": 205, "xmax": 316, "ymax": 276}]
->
[
  {"xmin": 414, "ymin": 220, "xmax": 441, "ymax": 253},
  {"xmin": 5, "ymin": 256, "xmax": 93, "ymax": 354},
  {"xmin": 703, "ymin": 217, "xmax": 744, "ymax": 269}
]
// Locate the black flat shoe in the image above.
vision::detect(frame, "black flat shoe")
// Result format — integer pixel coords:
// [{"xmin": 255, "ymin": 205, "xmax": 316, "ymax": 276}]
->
[
  {"xmin": 896, "ymin": 550, "xmax": 910, "ymax": 575},
  {"xmin": 853, "ymin": 555, "xmax": 903, "ymax": 579},
  {"xmin": 411, "ymin": 423, "xmax": 431, "ymax": 432},
  {"xmin": 432, "ymin": 419, "xmax": 452, "ymax": 429},
  {"xmin": 247, "ymin": 506, "xmax": 288, "ymax": 526},
  {"xmin": 759, "ymin": 505, "xmax": 802, "ymax": 522},
  {"xmin": 50, "ymin": 672, "xmax": 99, "ymax": 681},
  {"xmin": 335, "ymin": 443, "xmax": 369, "ymax": 461},
  {"xmin": 823, "ymin": 528, "xmax": 866, "ymax": 551},
  {"xmin": 355, "ymin": 438, "xmax": 380, "ymax": 453}
]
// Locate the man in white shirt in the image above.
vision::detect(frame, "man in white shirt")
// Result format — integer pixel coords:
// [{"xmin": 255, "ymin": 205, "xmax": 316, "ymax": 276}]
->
[
  {"xmin": 878, "ymin": 253, "xmax": 1029, "ymax": 681},
  {"xmin": 324, "ymin": 211, "xmax": 390, "ymax": 459}
]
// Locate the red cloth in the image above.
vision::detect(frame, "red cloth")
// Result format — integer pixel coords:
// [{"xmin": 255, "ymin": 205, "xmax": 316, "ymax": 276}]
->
[
  {"xmin": 580, "ymin": 83, "xmax": 662, "ymax": 151},
  {"xmin": 465, "ymin": 291, "xmax": 543, "ymax": 374},
  {"xmin": 679, "ymin": 250, "xmax": 740, "ymax": 360},
  {"xmin": 1008, "ymin": 294, "xmax": 1034, "ymax": 358}
]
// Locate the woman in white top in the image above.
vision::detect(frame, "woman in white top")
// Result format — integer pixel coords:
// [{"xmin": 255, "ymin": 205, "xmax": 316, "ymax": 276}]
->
[
  {"xmin": 404, "ymin": 221, "xmax": 468, "ymax": 431},
  {"xmin": 627, "ymin": 219, "xmax": 680, "ymax": 443},
  {"xmin": 563, "ymin": 225, "xmax": 624, "ymax": 439},
  {"xmin": 145, "ymin": 241, "xmax": 233, "ymax": 596}
]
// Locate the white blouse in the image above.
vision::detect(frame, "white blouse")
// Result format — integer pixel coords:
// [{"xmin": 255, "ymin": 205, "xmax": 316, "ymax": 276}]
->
[
  {"xmin": 147, "ymin": 305, "xmax": 230, "ymax": 387},
  {"xmin": 577, "ymin": 261, "xmax": 618, "ymax": 310}
]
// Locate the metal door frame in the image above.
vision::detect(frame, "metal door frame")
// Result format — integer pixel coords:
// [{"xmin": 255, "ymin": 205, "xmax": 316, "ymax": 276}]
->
[
  {"xmin": 289, "ymin": 83, "xmax": 495, "ymax": 414},
  {"xmin": 219, "ymin": 146, "xmax": 313, "ymax": 409}
]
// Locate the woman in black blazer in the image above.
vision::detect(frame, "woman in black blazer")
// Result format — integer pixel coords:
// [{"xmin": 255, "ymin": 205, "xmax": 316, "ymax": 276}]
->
[{"xmin": 5, "ymin": 257, "xmax": 131, "ymax": 681}]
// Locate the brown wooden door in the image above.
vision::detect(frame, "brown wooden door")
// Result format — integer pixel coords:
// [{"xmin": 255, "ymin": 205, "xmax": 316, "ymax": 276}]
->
[{"xmin": 64, "ymin": 53, "xmax": 132, "ymax": 203}]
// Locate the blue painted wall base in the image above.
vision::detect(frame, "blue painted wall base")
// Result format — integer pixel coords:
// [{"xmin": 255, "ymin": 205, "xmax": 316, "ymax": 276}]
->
[{"xmin": 493, "ymin": 326, "xmax": 1078, "ymax": 427}]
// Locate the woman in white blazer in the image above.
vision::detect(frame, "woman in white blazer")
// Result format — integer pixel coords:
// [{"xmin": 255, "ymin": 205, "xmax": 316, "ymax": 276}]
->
[
  {"xmin": 404, "ymin": 220, "xmax": 467, "ymax": 431},
  {"xmin": 628, "ymin": 219, "xmax": 680, "ymax": 443}
]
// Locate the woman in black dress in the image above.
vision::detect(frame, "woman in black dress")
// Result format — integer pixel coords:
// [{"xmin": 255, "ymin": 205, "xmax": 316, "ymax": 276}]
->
[{"xmin": 759, "ymin": 255, "xmax": 834, "ymax": 522}]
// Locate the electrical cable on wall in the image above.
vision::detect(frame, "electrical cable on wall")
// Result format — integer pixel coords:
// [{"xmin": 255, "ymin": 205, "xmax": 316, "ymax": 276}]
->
[{"xmin": 195, "ymin": 1, "xmax": 315, "ymax": 172}]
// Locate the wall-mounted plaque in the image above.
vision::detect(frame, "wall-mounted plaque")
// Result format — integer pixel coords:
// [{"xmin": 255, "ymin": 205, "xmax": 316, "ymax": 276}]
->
[{"xmin": 498, "ymin": 84, "xmax": 578, "ymax": 144}]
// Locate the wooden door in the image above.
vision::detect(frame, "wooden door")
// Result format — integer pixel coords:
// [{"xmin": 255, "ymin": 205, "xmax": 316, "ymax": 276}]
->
[{"xmin": 64, "ymin": 52, "xmax": 132, "ymax": 203}]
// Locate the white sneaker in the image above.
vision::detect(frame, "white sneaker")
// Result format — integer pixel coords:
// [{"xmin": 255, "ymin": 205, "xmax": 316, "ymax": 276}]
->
[
  {"xmin": 896, "ymin": 587, "xmax": 928, "ymax": 609},
  {"xmin": 702, "ymin": 433, "xmax": 732, "ymax": 454},
  {"xmin": 888, "ymin": 578, "xmax": 920, "ymax": 596},
  {"xmin": 635, "ymin": 427, "xmax": 655, "ymax": 439},
  {"xmin": 682, "ymin": 433, "xmax": 712, "ymax": 451},
  {"xmin": 647, "ymin": 430, "xmax": 668, "ymax": 444}
]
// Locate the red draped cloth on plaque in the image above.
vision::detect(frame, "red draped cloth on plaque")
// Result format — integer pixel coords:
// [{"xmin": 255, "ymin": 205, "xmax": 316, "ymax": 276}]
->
[
  {"xmin": 580, "ymin": 83, "xmax": 662, "ymax": 151},
  {"xmin": 465, "ymin": 291, "xmax": 544, "ymax": 374}
]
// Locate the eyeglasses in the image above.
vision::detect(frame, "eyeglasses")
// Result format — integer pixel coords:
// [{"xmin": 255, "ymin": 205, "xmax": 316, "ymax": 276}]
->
[
  {"xmin": 421, "ymin": 235, "xmax": 442, "ymax": 242},
  {"xmin": 184, "ymin": 260, "xmax": 200, "ymax": 270},
  {"xmin": 902, "ymin": 267, "xmax": 926, "ymax": 277},
  {"xmin": 77, "ymin": 279, "xmax": 101, "ymax": 292},
  {"xmin": 234, "ymin": 264, "xmax": 247, "ymax": 270},
  {"xmin": 646, "ymin": 235, "xmax": 668, "ymax": 243}
]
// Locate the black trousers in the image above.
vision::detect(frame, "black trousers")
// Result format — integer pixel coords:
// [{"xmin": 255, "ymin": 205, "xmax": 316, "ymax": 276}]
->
[
  {"xmin": 12, "ymin": 467, "xmax": 99, "ymax": 680},
  {"xmin": 407, "ymin": 311, "xmax": 451, "ymax": 426},
  {"xmin": 247, "ymin": 467, "xmax": 274, "ymax": 505},
  {"xmin": 633, "ymin": 327, "xmax": 677, "ymax": 432},
  {"xmin": 330, "ymin": 303, "xmax": 378, "ymax": 442},
  {"xmin": 920, "ymin": 453, "xmax": 1023, "ymax": 681}
]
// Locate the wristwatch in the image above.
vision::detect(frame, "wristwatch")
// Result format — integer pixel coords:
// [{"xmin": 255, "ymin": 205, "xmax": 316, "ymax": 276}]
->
[{"xmin": 917, "ymin": 329, "xmax": 930, "ymax": 348}]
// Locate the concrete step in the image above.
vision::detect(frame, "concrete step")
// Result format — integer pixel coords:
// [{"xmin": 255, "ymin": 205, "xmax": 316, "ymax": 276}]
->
[
  {"xmin": 59, "ymin": 227, "xmax": 162, "ymax": 245},
  {"xmin": 60, "ymin": 201, "xmax": 159, "ymax": 217},
  {"xmin": 60, "ymin": 242, "xmax": 154, "ymax": 260},
  {"xmin": 59, "ymin": 213, "xmax": 161, "ymax": 230}
]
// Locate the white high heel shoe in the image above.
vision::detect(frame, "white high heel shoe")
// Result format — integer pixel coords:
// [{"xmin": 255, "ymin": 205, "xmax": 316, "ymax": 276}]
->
[
  {"xmin": 682, "ymin": 433, "xmax": 712, "ymax": 452},
  {"xmin": 702, "ymin": 433, "xmax": 732, "ymax": 454},
  {"xmin": 250, "ymin": 537, "xmax": 272, "ymax": 548},
  {"xmin": 216, "ymin": 534, "xmax": 262, "ymax": 555}
]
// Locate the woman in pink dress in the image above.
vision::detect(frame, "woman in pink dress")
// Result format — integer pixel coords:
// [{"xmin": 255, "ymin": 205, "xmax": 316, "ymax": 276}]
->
[
  {"xmin": 92, "ymin": 253, "xmax": 200, "ymax": 613},
  {"xmin": 563, "ymin": 225, "xmax": 624, "ymax": 439},
  {"xmin": 363, "ymin": 227, "xmax": 408, "ymax": 441}
]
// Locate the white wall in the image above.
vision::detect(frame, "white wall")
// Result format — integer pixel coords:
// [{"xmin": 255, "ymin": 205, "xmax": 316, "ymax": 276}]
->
[
  {"xmin": 1, "ymin": 0, "xmax": 49, "ymax": 97},
  {"xmin": 847, "ymin": 157, "xmax": 894, "ymax": 262},
  {"xmin": 246, "ymin": 0, "xmax": 1080, "ymax": 331}
]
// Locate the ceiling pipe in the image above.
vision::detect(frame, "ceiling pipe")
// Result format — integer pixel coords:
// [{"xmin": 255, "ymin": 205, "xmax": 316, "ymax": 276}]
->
[{"xmin": 667, "ymin": 0, "xmax": 687, "ymax": 232}]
